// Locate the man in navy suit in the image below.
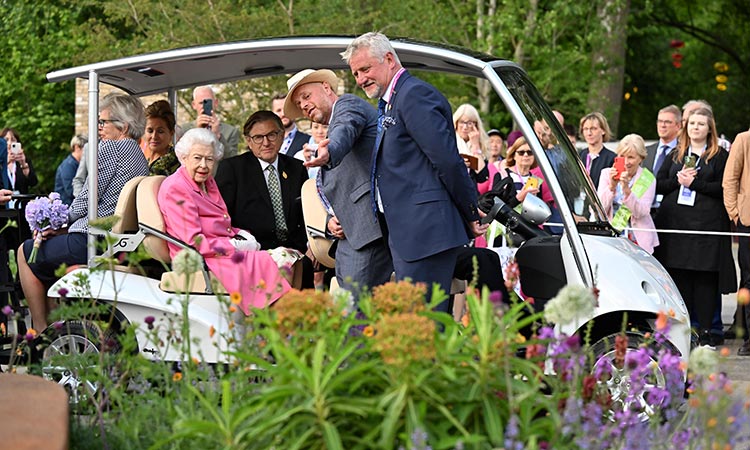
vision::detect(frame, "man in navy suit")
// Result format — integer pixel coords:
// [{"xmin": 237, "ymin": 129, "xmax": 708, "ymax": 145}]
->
[{"xmin": 309, "ymin": 32, "xmax": 487, "ymax": 311}]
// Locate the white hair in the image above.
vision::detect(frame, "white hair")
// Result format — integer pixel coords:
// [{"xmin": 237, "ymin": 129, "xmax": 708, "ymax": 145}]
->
[
  {"xmin": 340, "ymin": 32, "xmax": 401, "ymax": 65},
  {"xmin": 174, "ymin": 128, "xmax": 224, "ymax": 161}
]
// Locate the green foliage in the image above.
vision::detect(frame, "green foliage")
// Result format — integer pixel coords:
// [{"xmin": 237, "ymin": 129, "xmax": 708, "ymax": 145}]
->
[{"xmin": 0, "ymin": 2, "xmax": 93, "ymax": 193}]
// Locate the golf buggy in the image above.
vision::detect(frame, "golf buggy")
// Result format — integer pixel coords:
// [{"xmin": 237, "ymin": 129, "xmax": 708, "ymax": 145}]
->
[{"xmin": 7, "ymin": 36, "xmax": 690, "ymax": 405}]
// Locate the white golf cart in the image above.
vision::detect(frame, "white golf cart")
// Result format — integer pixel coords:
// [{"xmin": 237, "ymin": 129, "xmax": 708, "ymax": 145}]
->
[{"xmin": 38, "ymin": 36, "xmax": 689, "ymax": 405}]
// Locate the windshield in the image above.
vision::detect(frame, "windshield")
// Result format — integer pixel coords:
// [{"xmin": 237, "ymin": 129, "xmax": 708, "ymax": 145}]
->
[{"xmin": 495, "ymin": 67, "xmax": 609, "ymax": 230}]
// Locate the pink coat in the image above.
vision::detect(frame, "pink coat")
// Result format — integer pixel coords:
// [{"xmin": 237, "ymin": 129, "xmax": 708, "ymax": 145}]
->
[
  {"xmin": 597, "ymin": 166, "xmax": 659, "ymax": 254},
  {"xmin": 159, "ymin": 167, "xmax": 290, "ymax": 314}
]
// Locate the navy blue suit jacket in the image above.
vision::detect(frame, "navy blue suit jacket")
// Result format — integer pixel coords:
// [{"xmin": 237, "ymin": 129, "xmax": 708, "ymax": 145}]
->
[{"xmin": 369, "ymin": 71, "xmax": 478, "ymax": 261}]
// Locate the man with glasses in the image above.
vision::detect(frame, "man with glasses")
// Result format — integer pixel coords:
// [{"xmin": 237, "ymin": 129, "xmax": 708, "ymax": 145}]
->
[
  {"xmin": 644, "ymin": 105, "xmax": 681, "ymax": 219},
  {"xmin": 215, "ymin": 110, "xmax": 313, "ymax": 287}
]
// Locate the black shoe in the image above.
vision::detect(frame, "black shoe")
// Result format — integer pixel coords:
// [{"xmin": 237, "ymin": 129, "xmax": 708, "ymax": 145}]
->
[
  {"xmin": 699, "ymin": 330, "xmax": 715, "ymax": 349},
  {"xmin": 724, "ymin": 327, "xmax": 737, "ymax": 340},
  {"xmin": 711, "ymin": 333, "xmax": 725, "ymax": 347},
  {"xmin": 738, "ymin": 341, "xmax": 750, "ymax": 356}
]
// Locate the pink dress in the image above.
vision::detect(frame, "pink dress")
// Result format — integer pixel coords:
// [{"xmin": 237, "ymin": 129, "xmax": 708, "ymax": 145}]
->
[{"xmin": 158, "ymin": 167, "xmax": 291, "ymax": 314}]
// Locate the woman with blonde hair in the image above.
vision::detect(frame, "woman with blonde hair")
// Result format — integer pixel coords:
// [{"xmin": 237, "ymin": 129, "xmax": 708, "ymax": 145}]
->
[
  {"xmin": 578, "ymin": 112, "xmax": 615, "ymax": 190},
  {"xmin": 596, "ymin": 134, "xmax": 658, "ymax": 254},
  {"xmin": 453, "ymin": 104, "xmax": 489, "ymax": 180},
  {"xmin": 653, "ymin": 107, "xmax": 735, "ymax": 346}
]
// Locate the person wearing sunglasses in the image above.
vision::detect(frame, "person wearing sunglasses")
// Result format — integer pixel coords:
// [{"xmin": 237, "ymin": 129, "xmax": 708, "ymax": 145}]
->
[{"xmin": 502, "ymin": 136, "xmax": 553, "ymax": 205}]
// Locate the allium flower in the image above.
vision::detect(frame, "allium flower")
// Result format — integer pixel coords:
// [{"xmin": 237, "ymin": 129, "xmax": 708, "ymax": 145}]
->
[
  {"xmin": 171, "ymin": 248, "xmax": 202, "ymax": 276},
  {"xmin": 144, "ymin": 315, "xmax": 155, "ymax": 330},
  {"xmin": 543, "ymin": 284, "xmax": 596, "ymax": 325},
  {"xmin": 25, "ymin": 328, "xmax": 37, "ymax": 342},
  {"xmin": 689, "ymin": 345, "xmax": 719, "ymax": 376},
  {"xmin": 1, "ymin": 305, "xmax": 12, "ymax": 316},
  {"xmin": 57, "ymin": 287, "xmax": 69, "ymax": 298}
]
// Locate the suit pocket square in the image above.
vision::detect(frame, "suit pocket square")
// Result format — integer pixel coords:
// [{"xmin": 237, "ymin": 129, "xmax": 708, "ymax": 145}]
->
[{"xmin": 382, "ymin": 117, "xmax": 397, "ymax": 129}]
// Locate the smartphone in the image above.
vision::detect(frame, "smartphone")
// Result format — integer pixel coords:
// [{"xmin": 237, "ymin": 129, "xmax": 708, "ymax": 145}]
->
[
  {"xmin": 524, "ymin": 176, "xmax": 540, "ymax": 190},
  {"xmin": 684, "ymin": 154, "xmax": 697, "ymax": 169},
  {"xmin": 10, "ymin": 143, "xmax": 21, "ymax": 154},
  {"xmin": 202, "ymin": 98, "xmax": 213, "ymax": 116},
  {"xmin": 613, "ymin": 156, "xmax": 625, "ymax": 180}
]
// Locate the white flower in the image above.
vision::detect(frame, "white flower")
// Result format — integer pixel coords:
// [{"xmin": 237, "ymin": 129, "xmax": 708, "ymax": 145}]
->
[
  {"xmin": 543, "ymin": 284, "xmax": 597, "ymax": 325},
  {"xmin": 688, "ymin": 345, "xmax": 718, "ymax": 377},
  {"xmin": 330, "ymin": 287, "xmax": 355, "ymax": 316},
  {"xmin": 172, "ymin": 248, "xmax": 202, "ymax": 276}
]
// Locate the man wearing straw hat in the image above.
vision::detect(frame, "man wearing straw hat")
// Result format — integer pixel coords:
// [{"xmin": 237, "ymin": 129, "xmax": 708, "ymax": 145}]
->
[{"xmin": 285, "ymin": 69, "xmax": 392, "ymax": 296}]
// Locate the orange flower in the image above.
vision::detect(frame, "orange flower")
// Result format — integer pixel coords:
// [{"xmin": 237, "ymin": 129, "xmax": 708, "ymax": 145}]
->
[
  {"xmin": 655, "ymin": 311, "xmax": 668, "ymax": 331},
  {"xmin": 258, "ymin": 279, "xmax": 267, "ymax": 290},
  {"xmin": 230, "ymin": 292, "xmax": 242, "ymax": 305},
  {"xmin": 229, "ymin": 305, "xmax": 237, "ymax": 313},
  {"xmin": 738, "ymin": 288, "xmax": 750, "ymax": 305},
  {"xmin": 209, "ymin": 325, "xmax": 216, "ymax": 338},
  {"xmin": 720, "ymin": 347, "xmax": 730, "ymax": 357},
  {"xmin": 192, "ymin": 357, "xmax": 200, "ymax": 365},
  {"xmin": 172, "ymin": 372, "xmax": 183, "ymax": 382},
  {"xmin": 707, "ymin": 417, "xmax": 717, "ymax": 428},
  {"xmin": 362, "ymin": 325, "xmax": 374, "ymax": 337}
]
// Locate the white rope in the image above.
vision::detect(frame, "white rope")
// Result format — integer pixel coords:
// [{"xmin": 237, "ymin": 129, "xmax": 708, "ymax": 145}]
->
[{"xmin": 542, "ymin": 223, "xmax": 750, "ymax": 238}]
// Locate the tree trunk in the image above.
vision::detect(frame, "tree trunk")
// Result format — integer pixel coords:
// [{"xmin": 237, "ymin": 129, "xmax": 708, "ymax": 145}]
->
[
  {"xmin": 586, "ymin": 0, "xmax": 630, "ymax": 137},
  {"xmin": 475, "ymin": 0, "xmax": 496, "ymax": 115}
]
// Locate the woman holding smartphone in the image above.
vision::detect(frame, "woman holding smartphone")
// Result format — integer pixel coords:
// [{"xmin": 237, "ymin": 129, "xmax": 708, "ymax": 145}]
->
[
  {"xmin": 596, "ymin": 134, "xmax": 658, "ymax": 254},
  {"xmin": 653, "ymin": 107, "xmax": 735, "ymax": 347},
  {"xmin": 2, "ymin": 127, "xmax": 38, "ymax": 196},
  {"xmin": 503, "ymin": 136, "xmax": 553, "ymax": 205}
]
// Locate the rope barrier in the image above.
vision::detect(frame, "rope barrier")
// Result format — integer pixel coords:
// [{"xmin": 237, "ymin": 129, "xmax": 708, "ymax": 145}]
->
[{"xmin": 542, "ymin": 223, "xmax": 750, "ymax": 238}]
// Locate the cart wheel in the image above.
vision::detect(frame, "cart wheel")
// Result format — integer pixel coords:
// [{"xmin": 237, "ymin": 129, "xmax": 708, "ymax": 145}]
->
[
  {"xmin": 589, "ymin": 331, "xmax": 670, "ymax": 422},
  {"xmin": 38, "ymin": 320, "xmax": 121, "ymax": 408}
]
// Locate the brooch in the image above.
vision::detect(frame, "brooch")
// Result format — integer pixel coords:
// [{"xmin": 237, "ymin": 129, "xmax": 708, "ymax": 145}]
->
[{"xmin": 383, "ymin": 116, "xmax": 397, "ymax": 129}]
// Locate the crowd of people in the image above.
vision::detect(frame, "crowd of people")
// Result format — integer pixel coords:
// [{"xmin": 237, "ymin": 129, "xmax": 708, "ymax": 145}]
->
[{"xmin": 4, "ymin": 32, "xmax": 749, "ymax": 356}]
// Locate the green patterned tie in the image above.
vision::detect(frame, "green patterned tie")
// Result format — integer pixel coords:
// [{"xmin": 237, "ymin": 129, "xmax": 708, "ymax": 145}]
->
[{"xmin": 266, "ymin": 165, "xmax": 288, "ymax": 241}]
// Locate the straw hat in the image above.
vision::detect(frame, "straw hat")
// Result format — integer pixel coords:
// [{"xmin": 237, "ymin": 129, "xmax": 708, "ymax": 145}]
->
[{"xmin": 283, "ymin": 69, "xmax": 339, "ymax": 120}]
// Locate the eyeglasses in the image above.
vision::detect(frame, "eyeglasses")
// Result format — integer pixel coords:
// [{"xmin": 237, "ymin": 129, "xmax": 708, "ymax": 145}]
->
[
  {"xmin": 657, "ymin": 119, "xmax": 676, "ymax": 125},
  {"xmin": 97, "ymin": 119, "xmax": 119, "ymax": 127},
  {"xmin": 248, "ymin": 130, "xmax": 282, "ymax": 144},
  {"xmin": 516, "ymin": 150, "xmax": 533, "ymax": 156},
  {"xmin": 457, "ymin": 120, "xmax": 477, "ymax": 128}
]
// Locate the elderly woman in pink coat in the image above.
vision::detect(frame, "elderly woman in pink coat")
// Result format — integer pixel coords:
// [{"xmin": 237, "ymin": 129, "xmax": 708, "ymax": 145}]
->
[
  {"xmin": 158, "ymin": 128, "xmax": 291, "ymax": 314},
  {"xmin": 597, "ymin": 134, "xmax": 659, "ymax": 254}
]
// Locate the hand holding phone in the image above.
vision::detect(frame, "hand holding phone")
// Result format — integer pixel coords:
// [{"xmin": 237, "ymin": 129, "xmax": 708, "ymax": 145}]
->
[
  {"xmin": 202, "ymin": 98, "xmax": 213, "ymax": 116},
  {"xmin": 10, "ymin": 143, "xmax": 21, "ymax": 155},
  {"xmin": 613, "ymin": 156, "xmax": 625, "ymax": 180}
]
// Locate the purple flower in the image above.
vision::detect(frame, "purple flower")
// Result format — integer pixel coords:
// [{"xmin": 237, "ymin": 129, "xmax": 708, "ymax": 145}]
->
[
  {"xmin": 489, "ymin": 290, "xmax": 505, "ymax": 305},
  {"xmin": 1, "ymin": 305, "xmax": 12, "ymax": 316},
  {"xmin": 212, "ymin": 244, "xmax": 228, "ymax": 256},
  {"xmin": 57, "ymin": 287, "xmax": 69, "ymax": 298},
  {"xmin": 53, "ymin": 321, "xmax": 64, "ymax": 331},
  {"xmin": 144, "ymin": 315, "xmax": 155, "ymax": 330},
  {"xmin": 25, "ymin": 193, "xmax": 70, "ymax": 233},
  {"xmin": 24, "ymin": 331, "xmax": 36, "ymax": 343}
]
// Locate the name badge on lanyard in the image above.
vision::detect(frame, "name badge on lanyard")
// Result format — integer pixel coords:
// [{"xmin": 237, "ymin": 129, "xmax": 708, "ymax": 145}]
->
[{"xmin": 677, "ymin": 186, "xmax": 696, "ymax": 207}]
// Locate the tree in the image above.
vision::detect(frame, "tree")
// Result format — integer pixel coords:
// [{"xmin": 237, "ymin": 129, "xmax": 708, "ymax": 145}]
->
[{"xmin": 0, "ymin": 2, "xmax": 93, "ymax": 193}]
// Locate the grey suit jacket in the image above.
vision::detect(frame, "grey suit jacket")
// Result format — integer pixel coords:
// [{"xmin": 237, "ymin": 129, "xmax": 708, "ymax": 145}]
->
[{"xmin": 320, "ymin": 94, "xmax": 383, "ymax": 251}]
